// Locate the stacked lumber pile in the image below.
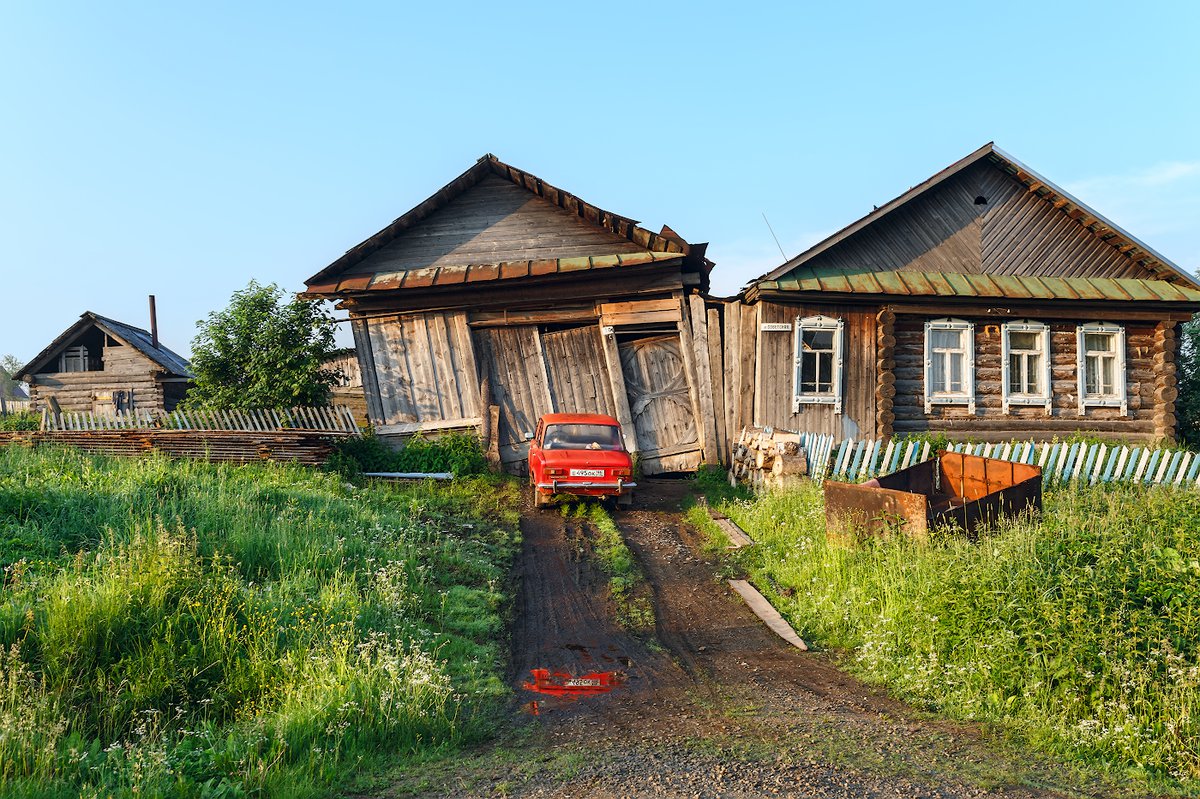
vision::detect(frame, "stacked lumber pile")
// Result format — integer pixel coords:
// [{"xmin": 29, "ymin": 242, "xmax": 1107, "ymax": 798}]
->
[{"xmin": 728, "ymin": 426, "xmax": 809, "ymax": 490}]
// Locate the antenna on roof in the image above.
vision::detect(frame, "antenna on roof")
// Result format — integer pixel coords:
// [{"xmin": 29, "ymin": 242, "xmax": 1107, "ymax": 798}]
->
[{"xmin": 762, "ymin": 212, "xmax": 788, "ymax": 261}]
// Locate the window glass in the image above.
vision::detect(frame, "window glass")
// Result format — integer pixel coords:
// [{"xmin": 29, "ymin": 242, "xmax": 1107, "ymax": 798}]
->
[
  {"xmin": 929, "ymin": 326, "xmax": 967, "ymax": 395},
  {"xmin": 1082, "ymin": 330, "xmax": 1118, "ymax": 398},
  {"xmin": 1006, "ymin": 327, "xmax": 1045, "ymax": 396},
  {"xmin": 798, "ymin": 324, "xmax": 837, "ymax": 396},
  {"xmin": 543, "ymin": 424, "xmax": 624, "ymax": 451}
]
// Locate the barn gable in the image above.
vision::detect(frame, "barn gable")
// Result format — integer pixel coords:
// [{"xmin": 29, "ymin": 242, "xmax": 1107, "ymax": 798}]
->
[
  {"xmin": 304, "ymin": 154, "xmax": 706, "ymax": 299},
  {"xmin": 756, "ymin": 143, "xmax": 1199, "ymax": 295}
]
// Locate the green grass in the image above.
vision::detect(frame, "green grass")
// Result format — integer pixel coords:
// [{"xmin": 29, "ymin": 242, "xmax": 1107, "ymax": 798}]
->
[
  {"xmin": 0, "ymin": 446, "xmax": 520, "ymax": 798},
  {"xmin": 696, "ymin": 478, "xmax": 1200, "ymax": 792},
  {"xmin": 562, "ymin": 502, "xmax": 655, "ymax": 634}
]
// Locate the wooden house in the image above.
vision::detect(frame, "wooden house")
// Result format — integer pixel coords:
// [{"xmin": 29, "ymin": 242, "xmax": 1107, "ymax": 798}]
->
[
  {"xmin": 17, "ymin": 312, "xmax": 194, "ymax": 415},
  {"xmin": 302, "ymin": 154, "xmax": 721, "ymax": 473},
  {"xmin": 730, "ymin": 143, "xmax": 1200, "ymax": 445}
]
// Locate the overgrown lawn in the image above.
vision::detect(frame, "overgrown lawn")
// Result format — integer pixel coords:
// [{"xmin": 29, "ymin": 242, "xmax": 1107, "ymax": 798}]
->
[
  {"xmin": 699, "ymin": 479, "xmax": 1200, "ymax": 790},
  {"xmin": 0, "ymin": 446, "xmax": 520, "ymax": 798}
]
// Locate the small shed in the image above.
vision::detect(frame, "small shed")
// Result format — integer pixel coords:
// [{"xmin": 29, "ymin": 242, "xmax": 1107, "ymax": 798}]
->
[
  {"xmin": 323, "ymin": 347, "xmax": 368, "ymax": 426},
  {"xmin": 303, "ymin": 154, "xmax": 719, "ymax": 474},
  {"xmin": 17, "ymin": 312, "xmax": 194, "ymax": 415}
]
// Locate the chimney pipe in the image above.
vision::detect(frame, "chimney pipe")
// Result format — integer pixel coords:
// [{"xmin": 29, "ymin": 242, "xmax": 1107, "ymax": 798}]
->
[{"xmin": 148, "ymin": 295, "xmax": 159, "ymax": 349}]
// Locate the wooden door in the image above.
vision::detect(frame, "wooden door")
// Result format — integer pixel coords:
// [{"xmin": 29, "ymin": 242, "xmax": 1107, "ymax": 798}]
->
[
  {"xmin": 618, "ymin": 335, "xmax": 702, "ymax": 474},
  {"xmin": 541, "ymin": 327, "xmax": 616, "ymax": 416},
  {"xmin": 475, "ymin": 326, "xmax": 553, "ymax": 467}
]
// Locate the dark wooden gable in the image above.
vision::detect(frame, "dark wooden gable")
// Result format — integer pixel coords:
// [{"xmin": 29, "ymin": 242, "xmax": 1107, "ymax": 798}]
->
[
  {"xmin": 795, "ymin": 160, "xmax": 1159, "ymax": 281},
  {"xmin": 345, "ymin": 174, "xmax": 647, "ymax": 276}
]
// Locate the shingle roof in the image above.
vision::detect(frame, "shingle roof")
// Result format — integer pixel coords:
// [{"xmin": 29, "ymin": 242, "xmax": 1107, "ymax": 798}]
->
[
  {"xmin": 16, "ymin": 312, "xmax": 193, "ymax": 380},
  {"xmin": 757, "ymin": 268, "xmax": 1200, "ymax": 304}
]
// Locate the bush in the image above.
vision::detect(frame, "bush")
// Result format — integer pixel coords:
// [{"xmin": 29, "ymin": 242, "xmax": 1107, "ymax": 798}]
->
[
  {"xmin": 326, "ymin": 430, "xmax": 487, "ymax": 477},
  {"xmin": 0, "ymin": 411, "xmax": 39, "ymax": 431}
]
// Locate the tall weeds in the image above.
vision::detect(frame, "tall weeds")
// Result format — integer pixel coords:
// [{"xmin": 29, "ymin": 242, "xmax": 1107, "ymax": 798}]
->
[
  {"xmin": 715, "ymin": 482, "xmax": 1200, "ymax": 786},
  {"xmin": 0, "ymin": 447, "xmax": 519, "ymax": 797}
]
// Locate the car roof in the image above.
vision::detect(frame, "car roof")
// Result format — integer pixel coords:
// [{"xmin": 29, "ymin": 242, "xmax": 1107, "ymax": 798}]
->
[{"xmin": 539, "ymin": 413, "xmax": 621, "ymax": 426}]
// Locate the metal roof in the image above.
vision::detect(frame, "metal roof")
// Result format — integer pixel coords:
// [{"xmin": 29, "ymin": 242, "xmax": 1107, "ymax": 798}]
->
[
  {"xmin": 301, "ymin": 251, "xmax": 684, "ymax": 297},
  {"xmin": 757, "ymin": 143, "xmax": 1199, "ymax": 291},
  {"xmin": 757, "ymin": 268, "xmax": 1200, "ymax": 304},
  {"xmin": 17, "ymin": 312, "xmax": 193, "ymax": 380}
]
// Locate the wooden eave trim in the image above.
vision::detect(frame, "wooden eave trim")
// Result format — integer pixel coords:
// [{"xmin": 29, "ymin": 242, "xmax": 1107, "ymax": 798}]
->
[{"xmin": 752, "ymin": 288, "xmax": 1200, "ymax": 317}]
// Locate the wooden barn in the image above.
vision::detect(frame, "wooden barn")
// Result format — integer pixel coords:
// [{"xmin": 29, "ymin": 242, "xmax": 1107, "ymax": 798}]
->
[
  {"xmin": 323, "ymin": 347, "xmax": 369, "ymax": 425},
  {"xmin": 17, "ymin": 311, "xmax": 194, "ymax": 415},
  {"xmin": 727, "ymin": 143, "xmax": 1200, "ymax": 445},
  {"xmin": 303, "ymin": 154, "xmax": 722, "ymax": 473}
]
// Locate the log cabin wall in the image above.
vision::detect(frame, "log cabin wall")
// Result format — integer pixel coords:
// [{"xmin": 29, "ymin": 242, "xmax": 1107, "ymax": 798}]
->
[
  {"xmin": 749, "ymin": 301, "xmax": 879, "ymax": 440},
  {"xmin": 28, "ymin": 336, "xmax": 178, "ymax": 414},
  {"xmin": 891, "ymin": 314, "xmax": 1174, "ymax": 442}
]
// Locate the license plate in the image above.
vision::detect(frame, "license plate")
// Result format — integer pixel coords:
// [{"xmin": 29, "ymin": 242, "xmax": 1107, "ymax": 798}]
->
[
  {"xmin": 569, "ymin": 469, "xmax": 604, "ymax": 477},
  {"xmin": 565, "ymin": 677, "xmax": 601, "ymax": 687}
]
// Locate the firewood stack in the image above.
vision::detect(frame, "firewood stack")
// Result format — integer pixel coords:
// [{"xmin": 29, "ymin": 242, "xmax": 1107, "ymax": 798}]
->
[{"xmin": 728, "ymin": 426, "xmax": 809, "ymax": 490}]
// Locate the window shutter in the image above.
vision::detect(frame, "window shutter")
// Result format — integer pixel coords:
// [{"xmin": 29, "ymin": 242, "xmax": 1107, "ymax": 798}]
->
[
  {"xmin": 833, "ymin": 317, "xmax": 845, "ymax": 415},
  {"xmin": 923, "ymin": 319, "xmax": 933, "ymax": 414},
  {"xmin": 791, "ymin": 317, "xmax": 802, "ymax": 414},
  {"xmin": 1000, "ymin": 321, "xmax": 1011, "ymax": 415},
  {"xmin": 1042, "ymin": 324, "xmax": 1053, "ymax": 414},
  {"xmin": 1115, "ymin": 325, "xmax": 1128, "ymax": 417},
  {"xmin": 965, "ymin": 321, "xmax": 976, "ymax": 415},
  {"xmin": 1075, "ymin": 324, "xmax": 1087, "ymax": 416}
]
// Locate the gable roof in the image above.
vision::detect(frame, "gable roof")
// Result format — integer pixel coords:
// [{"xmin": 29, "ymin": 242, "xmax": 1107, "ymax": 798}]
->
[
  {"xmin": 303, "ymin": 153, "xmax": 708, "ymax": 296},
  {"xmin": 755, "ymin": 142, "xmax": 1199, "ymax": 294},
  {"xmin": 17, "ymin": 312, "xmax": 193, "ymax": 380}
]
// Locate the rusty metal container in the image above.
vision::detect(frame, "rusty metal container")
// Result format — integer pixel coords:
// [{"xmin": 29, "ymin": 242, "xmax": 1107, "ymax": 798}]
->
[{"xmin": 824, "ymin": 450, "xmax": 1042, "ymax": 541}]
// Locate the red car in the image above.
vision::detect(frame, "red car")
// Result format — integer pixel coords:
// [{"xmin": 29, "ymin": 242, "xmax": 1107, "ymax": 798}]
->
[{"xmin": 528, "ymin": 413, "xmax": 635, "ymax": 509}]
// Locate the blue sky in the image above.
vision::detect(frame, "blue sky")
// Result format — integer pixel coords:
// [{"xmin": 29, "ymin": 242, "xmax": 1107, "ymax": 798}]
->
[{"xmin": 2, "ymin": 1, "xmax": 1198, "ymax": 363}]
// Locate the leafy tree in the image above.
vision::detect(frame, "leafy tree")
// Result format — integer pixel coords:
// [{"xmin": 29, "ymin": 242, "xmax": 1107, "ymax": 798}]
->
[
  {"xmin": 185, "ymin": 281, "xmax": 340, "ymax": 409},
  {"xmin": 1176, "ymin": 314, "xmax": 1200, "ymax": 448},
  {"xmin": 0, "ymin": 354, "xmax": 25, "ymax": 398}
]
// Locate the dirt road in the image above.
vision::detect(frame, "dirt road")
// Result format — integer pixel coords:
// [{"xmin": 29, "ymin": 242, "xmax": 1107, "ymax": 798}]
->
[{"xmin": 390, "ymin": 481, "xmax": 1128, "ymax": 798}]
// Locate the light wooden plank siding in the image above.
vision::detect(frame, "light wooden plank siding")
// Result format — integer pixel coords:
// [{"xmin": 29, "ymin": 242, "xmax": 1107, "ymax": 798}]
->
[
  {"xmin": 891, "ymin": 316, "xmax": 1169, "ymax": 441},
  {"xmin": 476, "ymin": 326, "xmax": 553, "ymax": 465},
  {"xmin": 362, "ymin": 311, "xmax": 480, "ymax": 432},
  {"xmin": 792, "ymin": 162, "xmax": 1148, "ymax": 280},
  {"xmin": 345, "ymin": 175, "xmax": 645, "ymax": 276},
  {"xmin": 351, "ymin": 318, "xmax": 387, "ymax": 425},
  {"xmin": 753, "ymin": 302, "xmax": 877, "ymax": 439},
  {"xmin": 542, "ymin": 326, "xmax": 616, "ymax": 416}
]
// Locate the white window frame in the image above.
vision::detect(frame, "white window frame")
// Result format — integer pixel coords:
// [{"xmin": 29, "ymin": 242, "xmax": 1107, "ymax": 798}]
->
[
  {"xmin": 60, "ymin": 345, "xmax": 88, "ymax": 373},
  {"xmin": 1001, "ymin": 320, "xmax": 1052, "ymax": 414},
  {"xmin": 1076, "ymin": 322, "xmax": 1127, "ymax": 416},
  {"xmin": 792, "ymin": 315, "xmax": 844, "ymax": 414},
  {"xmin": 923, "ymin": 318, "xmax": 975, "ymax": 414}
]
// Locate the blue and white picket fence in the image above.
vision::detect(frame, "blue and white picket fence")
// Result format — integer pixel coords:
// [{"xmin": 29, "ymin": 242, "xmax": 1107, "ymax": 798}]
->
[{"xmin": 799, "ymin": 432, "xmax": 1200, "ymax": 490}]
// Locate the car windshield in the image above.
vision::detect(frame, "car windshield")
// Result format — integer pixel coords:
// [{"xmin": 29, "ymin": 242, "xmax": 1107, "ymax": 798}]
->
[{"xmin": 542, "ymin": 423, "xmax": 624, "ymax": 451}]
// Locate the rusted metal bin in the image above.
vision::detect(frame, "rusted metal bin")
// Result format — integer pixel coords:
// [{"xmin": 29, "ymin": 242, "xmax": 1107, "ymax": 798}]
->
[{"xmin": 824, "ymin": 450, "xmax": 1042, "ymax": 541}]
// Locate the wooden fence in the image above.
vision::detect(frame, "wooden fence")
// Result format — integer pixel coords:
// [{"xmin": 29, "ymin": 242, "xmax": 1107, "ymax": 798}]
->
[
  {"xmin": 798, "ymin": 432, "xmax": 1200, "ymax": 490},
  {"xmin": 39, "ymin": 406, "xmax": 360, "ymax": 434}
]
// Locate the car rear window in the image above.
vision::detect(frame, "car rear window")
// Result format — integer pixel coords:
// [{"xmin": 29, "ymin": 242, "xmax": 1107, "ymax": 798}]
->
[{"xmin": 543, "ymin": 424, "xmax": 624, "ymax": 451}]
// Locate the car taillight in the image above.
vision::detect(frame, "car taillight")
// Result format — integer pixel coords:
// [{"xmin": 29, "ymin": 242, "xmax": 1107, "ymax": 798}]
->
[
  {"xmin": 545, "ymin": 467, "xmax": 565, "ymax": 476},
  {"xmin": 612, "ymin": 468, "xmax": 631, "ymax": 478}
]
